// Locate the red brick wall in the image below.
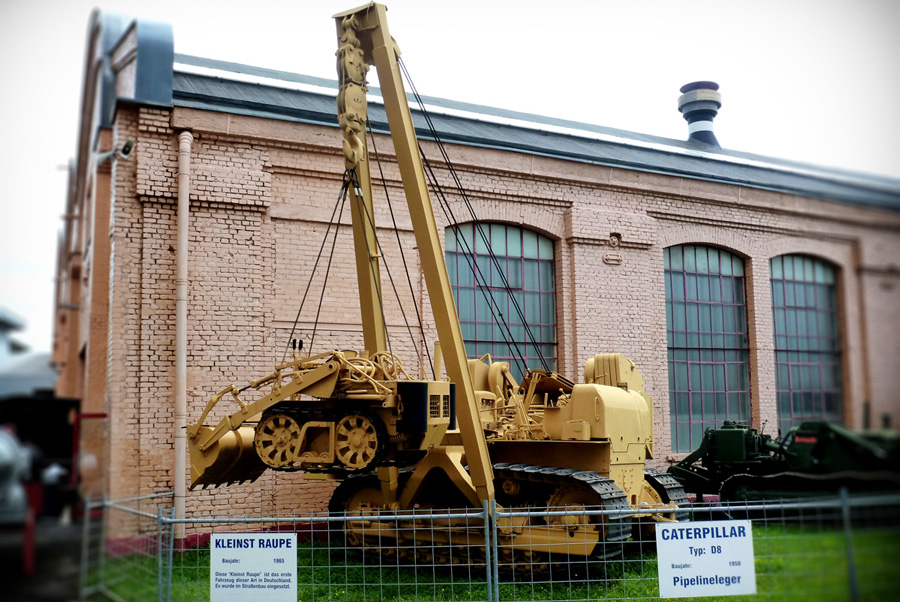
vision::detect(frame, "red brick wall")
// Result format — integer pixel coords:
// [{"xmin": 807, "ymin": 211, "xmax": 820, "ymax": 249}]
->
[{"xmin": 96, "ymin": 104, "xmax": 900, "ymax": 512}]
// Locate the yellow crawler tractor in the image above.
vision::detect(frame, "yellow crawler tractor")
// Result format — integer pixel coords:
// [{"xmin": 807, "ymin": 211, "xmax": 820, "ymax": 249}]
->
[{"xmin": 187, "ymin": 2, "xmax": 685, "ymax": 565}]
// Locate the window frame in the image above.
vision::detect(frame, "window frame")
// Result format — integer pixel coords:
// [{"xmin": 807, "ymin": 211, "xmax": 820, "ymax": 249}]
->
[
  {"xmin": 665, "ymin": 245, "xmax": 752, "ymax": 452},
  {"xmin": 446, "ymin": 223, "xmax": 557, "ymax": 380},
  {"xmin": 770, "ymin": 254, "xmax": 843, "ymax": 433}
]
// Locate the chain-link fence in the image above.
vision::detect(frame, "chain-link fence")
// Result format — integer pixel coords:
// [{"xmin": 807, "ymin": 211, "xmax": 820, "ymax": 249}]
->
[
  {"xmin": 80, "ymin": 491, "xmax": 900, "ymax": 602},
  {"xmin": 79, "ymin": 492, "xmax": 175, "ymax": 601}
]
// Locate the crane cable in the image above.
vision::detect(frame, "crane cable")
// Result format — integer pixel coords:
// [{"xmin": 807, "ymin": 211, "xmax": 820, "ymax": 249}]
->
[
  {"xmin": 282, "ymin": 173, "xmax": 349, "ymax": 362},
  {"xmin": 418, "ymin": 150, "xmax": 529, "ymax": 376},
  {"xmin": 343, "ymin": 168, "xmax": 395, "ymax": 358},
  {"xmin": 366, "ymin": 122, "xmax": 436, "ymax": 380},
  {"xmin": 398, "ymin": 57, "xmax": 551, "ymax": 374}
]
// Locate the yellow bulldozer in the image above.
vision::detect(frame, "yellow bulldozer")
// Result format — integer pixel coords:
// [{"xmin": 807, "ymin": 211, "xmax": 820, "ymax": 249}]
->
[{"xmin": 187, "ymin": 2, "xmax": 685, "ymax": 566}]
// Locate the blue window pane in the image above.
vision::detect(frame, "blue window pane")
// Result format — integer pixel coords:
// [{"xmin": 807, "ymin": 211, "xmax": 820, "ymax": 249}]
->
[
  {"xmin": 490, "ymin": 258, "xmax": 505, "ymax": 288},
  {"xmin": 539, "ymin": 261, "xmax": 554, "ymax": 291},
  {"xmin": 491, "ymin": 224, "xmax": 507, "ymax": 255},
  {"xmin": 696, "ymin": 247, "xmax": 709, "ymax": 273},
  {"xmin": 670, "ymin": 248, "xmax": 683, "ymax": 271},
  {"xmin": 541, "ymin": 293, "xmax": 555, "ymax": 322},
  {"xmin": 771, "ymin": 256, "xmax": 782, "ymax": 278},
  {"xmin": 525, "ymin": 292, "xmax": 540, "ymax": 322},
  {"xmin": 508, "ymin": 228, "xmax": 521, "ymax": 256},
  {"xmin": 697, "ymin": 275, "xmax": 710, "ymax": 301},
  {"xmin": 523, "ymin": 230, "xmax": 539, "ymax": 258},
  {"xmin": 772, "ymin": 281, "xmax": 784, "ymax": 306},
  {"xmin": 708, "ymin": 250, "xmax": 720, "ymax": 274},
  {"xmin": 445, "ymin": 229, "xmax": 457, "ymax": 251},
  {"xmin": 538, "ymin": 236, "xmax": 553, "ymax": 259},
  {"xmin": 709, "ymin": 276, "xmax": 722, "ymax": 302},
  {"xmin": 474, "ymin": 224, "xmax": 490, "ymax": 254},
  {"xmin": 722, "ymin": 279, "xmax": 734, "ymax": 303},
  {"xmin": 524, "ymin": 259, "xmax": 539, "ymax": 289},
  {"xmin": 475, "ymin": 255, "xmax": 490, "ymax": 286},
  {"xmin": 491, "ymin": 289, "xmax": 508, "ymax": 319},
  {"xmin": 457, "ymin": 288, "xmax": 475, "ymax": 320},
  {"xmin": 665, "ymin": 244, "xmax": 751, "ymax": 449},
  {"xmin": 684, "ymin": 247, "xmax": 696, "ymax": 271},
  {"xmin": 446, "ymin": 253, "xmax": 457, "ymax": 278},
  {"xmin": 699, "ymin": 305, "xmax": 711, "ymax": 332},
  {"xmin": 457, "ymin": 257, "xmax": 474, "ymax": 286},
  {"xmin": 671, "ymin": 273, "xmax": 685, "ymax": 300},
  {"xmin": 459, "ymin": 223, "xmax": 473, "ymax": 253},
  {"xmin": 720, "ymin": 255, "xmax": 733, "ymax": 276},
  {"xmin": 733, "ymin": 279, "xmax": 746, "ymax": 304},
  {"xmin": 447, "ymin": 224, "xmax": 557, "ymax": 372},
  {"xmin": 711, "ymin": 305, "xmax": 723, "ymax": 332},
  {"xmin": 507, "ymin": 258, "xmax": 522, "ymax": 288},
  {"xmin": 686, "ymin": 304, "xmax": 699, "ymax": 331},
  {"xmin": 771, "ymin": 254, "xmax": 842, "ymax": 429}
]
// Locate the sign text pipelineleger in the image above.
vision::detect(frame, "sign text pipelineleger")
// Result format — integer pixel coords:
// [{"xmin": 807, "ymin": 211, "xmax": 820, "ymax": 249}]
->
[{"xmin": 656, "ymin": 519, "xmax": 757, "ymax": 598}]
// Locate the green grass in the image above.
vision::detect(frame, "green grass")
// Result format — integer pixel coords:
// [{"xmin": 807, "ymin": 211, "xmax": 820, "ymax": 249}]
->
[{"xmin": 88, "ymin": 526, "xmax": 899, "ymax": 602}]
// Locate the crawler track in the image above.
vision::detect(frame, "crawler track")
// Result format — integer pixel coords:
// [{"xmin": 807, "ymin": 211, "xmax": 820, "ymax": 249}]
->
[
  {"xmin": 329, "ymin": 462, "xmax": 636, "ymax": 570},
  {"xmin": 644, "ymin": 467, "xmax": 690, "ymax": 521}
]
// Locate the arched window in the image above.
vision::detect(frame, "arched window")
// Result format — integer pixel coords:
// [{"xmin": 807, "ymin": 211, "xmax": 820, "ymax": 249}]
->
[
  {"xmin": 770, "ymin": 255, "xmax": 842, "ymax": 433},
  {"xmin": 665, "ymin": 245, "xmax": 751, "ymax": 452},
  {"xmin": 445, "ymin": 223, "xmax": 556, "ymax": 381}
]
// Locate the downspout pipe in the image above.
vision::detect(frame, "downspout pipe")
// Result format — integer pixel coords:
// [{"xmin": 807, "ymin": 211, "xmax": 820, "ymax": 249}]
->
[{"xmin": 175, "ymin": 130, "xmax": 193, "ymax": 539}]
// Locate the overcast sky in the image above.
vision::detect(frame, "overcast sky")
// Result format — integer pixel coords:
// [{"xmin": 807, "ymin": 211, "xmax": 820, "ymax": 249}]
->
[{"xmin": 1, "ymin": 0, "xmax": 898, "ymax": 354}]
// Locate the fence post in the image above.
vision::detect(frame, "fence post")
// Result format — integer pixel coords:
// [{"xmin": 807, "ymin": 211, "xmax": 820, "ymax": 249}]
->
[
  {"xmin": 157, "ymin": 507, "xmax": 165, "ymax": 602},
  {"xmin": 166, "ymin": 506, "xmax": 176, "ymax": 602},
  {"xmin": 491, "ymin": 499, "xmax": 500, "ymax": 602},
  {"xmin": 840, "ymin": 488, "xmax": 860, "ymax": 602},
  {"xmin": 483, "ymin": 500, "xmax": 493, "ymax": 602}
]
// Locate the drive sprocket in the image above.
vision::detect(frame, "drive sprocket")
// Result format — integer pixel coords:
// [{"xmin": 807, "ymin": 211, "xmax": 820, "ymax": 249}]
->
[
  {"xmin": 255, "ymin": 413, "xmax": 303, "ymax": 469},
  {"xmin": 335, "ymin": 413, "xmax": 385, "ymax": 471}
]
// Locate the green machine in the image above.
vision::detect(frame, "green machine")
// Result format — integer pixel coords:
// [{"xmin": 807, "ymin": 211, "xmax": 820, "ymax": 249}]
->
[{"xmin": 668, "ymin": 421, "xmax": 900, "ymax": 501}]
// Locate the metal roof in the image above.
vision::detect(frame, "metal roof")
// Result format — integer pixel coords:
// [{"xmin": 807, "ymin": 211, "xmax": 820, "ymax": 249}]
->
[{"xmin": 172, "ymin": 55, "xmax": 900, "ymax": 211}]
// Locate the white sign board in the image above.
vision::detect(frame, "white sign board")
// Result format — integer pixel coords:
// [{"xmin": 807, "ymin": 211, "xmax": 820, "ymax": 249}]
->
[
  {"xmin": 210, "ymin": 533, "xmax": 297, "ymax": 602},
  {"xmin": 656, "ymin": 520, "xmax": 756, "ymax": 598}
]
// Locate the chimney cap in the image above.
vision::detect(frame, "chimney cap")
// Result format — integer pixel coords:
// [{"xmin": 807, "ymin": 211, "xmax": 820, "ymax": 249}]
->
[
  {"xmin": 678, "ymin": 81, "xmax": 722, "ymax": 148},
  {"xmin": 680, "ymin": 81, "xmax": 720, "ymax": 94}
]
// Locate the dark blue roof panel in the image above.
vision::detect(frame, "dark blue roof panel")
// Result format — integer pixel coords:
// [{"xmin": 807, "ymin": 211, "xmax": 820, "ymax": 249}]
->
[{"xmin": 172, "ymin": 57, "xmax": 900, "ymax": 211}]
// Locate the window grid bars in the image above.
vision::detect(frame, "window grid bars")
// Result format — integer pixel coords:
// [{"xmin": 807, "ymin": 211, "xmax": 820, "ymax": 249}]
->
[
  {"xmin": 665, "ymin": 246, "xmax": 752, "ymax": 452},
  {"xmin": 770, "ymin": 255, "xmax": 843, "ymax": 433},
  {"xmin": 446, "ymin": 224, "xmax": 557, "ymax": 376}
]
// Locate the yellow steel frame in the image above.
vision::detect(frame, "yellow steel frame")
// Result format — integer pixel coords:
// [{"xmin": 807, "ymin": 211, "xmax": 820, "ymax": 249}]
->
[{"xmin": 334, "ymin": 2, "xmax": 494, "ymax": 502}]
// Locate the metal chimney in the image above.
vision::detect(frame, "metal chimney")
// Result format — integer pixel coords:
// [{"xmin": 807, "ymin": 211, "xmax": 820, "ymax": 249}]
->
[{"xmin": 678, "ymin": 81, "xmax": 722, "ymax": 147}]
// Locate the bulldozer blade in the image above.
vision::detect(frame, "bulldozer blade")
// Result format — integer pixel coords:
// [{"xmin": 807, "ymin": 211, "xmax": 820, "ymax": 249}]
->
[{"xmin": 189, "ymin": 426, "xmax": 267, "ymax": 490}]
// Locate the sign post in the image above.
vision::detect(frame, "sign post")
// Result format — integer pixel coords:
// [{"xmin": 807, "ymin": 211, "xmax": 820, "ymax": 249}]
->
[
  {"xmin": 210, "ymin": 533, "xmax": 297, "ymax": 602},
  {"xmin": 656, "ymin": 520, "xmax": 756, "ymax": 598}
]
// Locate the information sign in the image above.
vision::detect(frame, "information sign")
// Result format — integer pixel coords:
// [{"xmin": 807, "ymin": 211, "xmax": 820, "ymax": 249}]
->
[
  {"xmin": 656, "ymin": 519, "xmax": 756, "ymax": 598},
  {"xmin": 210, "ymin": 533, "xmax": 297, "ymax": 602}
]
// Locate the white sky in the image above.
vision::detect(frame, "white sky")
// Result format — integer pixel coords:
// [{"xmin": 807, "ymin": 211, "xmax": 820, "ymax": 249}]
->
[{"xmin": 1, "ymin": 0, "xmax": 898, "ymax": 354}]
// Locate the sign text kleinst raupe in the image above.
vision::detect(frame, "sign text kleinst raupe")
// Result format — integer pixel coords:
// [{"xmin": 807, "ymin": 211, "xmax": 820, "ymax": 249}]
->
[
  {"xmin": 210, "ymin": 533, "xmax": 297, "ymax": 602},
  {"xmin": 656, "ymin": 520, "xmax": 756, "ymax": 598}
]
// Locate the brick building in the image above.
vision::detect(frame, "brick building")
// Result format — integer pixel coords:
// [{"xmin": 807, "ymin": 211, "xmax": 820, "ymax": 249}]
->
[{"xmin": 55, "ymin": 12, "xmax": 900, "ymax": 513}]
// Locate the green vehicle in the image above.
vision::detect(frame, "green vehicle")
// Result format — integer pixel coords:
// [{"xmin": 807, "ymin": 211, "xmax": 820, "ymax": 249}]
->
[{"xmin": 668, "ymin": 420, "xmax": 900, "ymax": 501}]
